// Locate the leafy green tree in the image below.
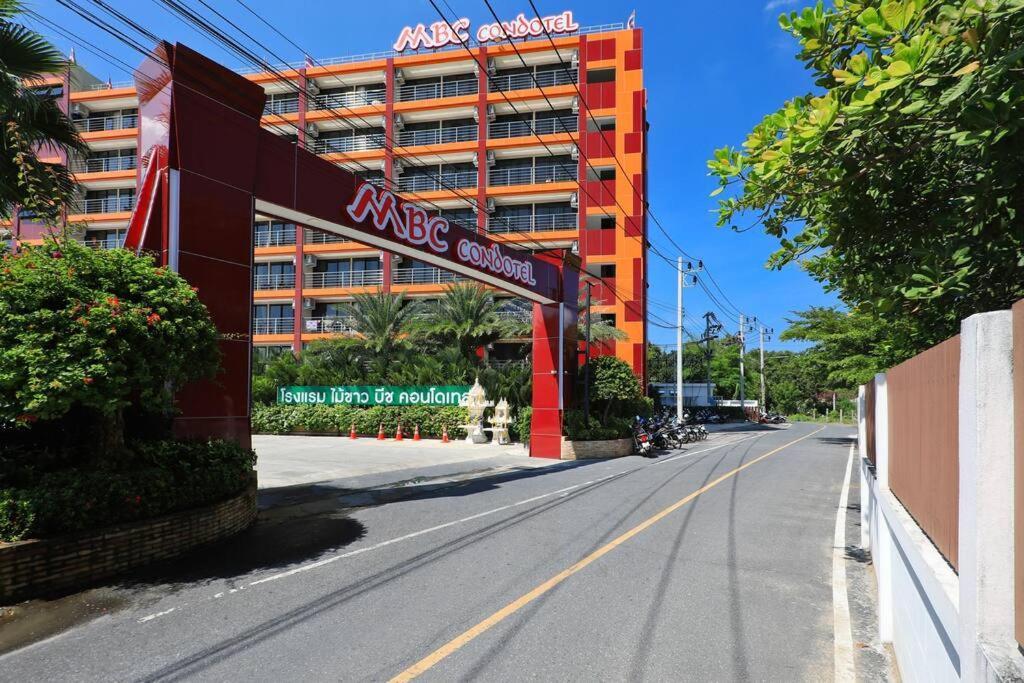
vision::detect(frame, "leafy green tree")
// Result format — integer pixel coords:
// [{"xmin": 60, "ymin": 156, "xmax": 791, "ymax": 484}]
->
[
  {"xmin": 585, "ymin": 355, "xmax": 644, "ymax": 420},
  {"xmin": 1, "ymin": 1, "xmax": 86, "ymax": 223},
  {"xmin": 709, "ymin": 0, "xmax": 1024, "ymax": 353},
  {"xmin": 0, "ymin": 237, "xmax": 219, "ymax": 454},
  {"xmin": 341, "ymin": 290, "xmax": 421, "ymax": 364},
  {"xmin": 426, "ymin": 283, "xmax": 509, "ymax": 362}
]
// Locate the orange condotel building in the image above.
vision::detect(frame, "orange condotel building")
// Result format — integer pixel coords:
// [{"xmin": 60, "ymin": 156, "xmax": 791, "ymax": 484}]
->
[{"xmin": 9, "ymin": 18, "xmax": 648, "ymax": 380}]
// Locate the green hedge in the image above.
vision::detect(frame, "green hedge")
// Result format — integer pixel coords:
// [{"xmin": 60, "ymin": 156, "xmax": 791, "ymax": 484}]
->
[
  {"xmin": 0, "ymin": 439, "xmax": 255, "ymax": 542},
  {"xmin": 251, "ymin": 404, "xmax": 472, "ymax": 439}
]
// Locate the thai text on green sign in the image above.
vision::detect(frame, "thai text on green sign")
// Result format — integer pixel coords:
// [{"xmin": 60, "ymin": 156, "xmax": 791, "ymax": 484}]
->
[{"xmin": 277, "ymin": 385, "xmax": 471, "ymax": 406}]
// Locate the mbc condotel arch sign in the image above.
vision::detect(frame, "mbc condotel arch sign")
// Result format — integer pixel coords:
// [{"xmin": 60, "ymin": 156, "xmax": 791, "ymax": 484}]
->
[{"xmin": 124, "ymin": 42, "xmax": 578, "ymax": 458}]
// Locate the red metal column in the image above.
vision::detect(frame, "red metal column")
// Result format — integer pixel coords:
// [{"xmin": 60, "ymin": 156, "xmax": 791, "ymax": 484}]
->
[
  {"xmin": 476, "ymin": 46, "xmax": 489, "ymax": 234},
  {"xmin": 293, "ymin": 67, "xmax": 308, "ymax": 352},
  {"xmin": 382, "ymin": 58, "xmax": 396, "ymax": 292}
]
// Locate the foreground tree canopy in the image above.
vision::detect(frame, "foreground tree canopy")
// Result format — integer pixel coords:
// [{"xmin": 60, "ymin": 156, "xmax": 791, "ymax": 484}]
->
[{"xmin": 709, "ymin": 0, "xmax": 1024, "ymax": 356}]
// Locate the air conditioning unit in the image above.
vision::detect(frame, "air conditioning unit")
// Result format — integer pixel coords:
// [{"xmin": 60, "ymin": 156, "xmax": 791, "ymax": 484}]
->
[
  {"xmin": 391, "ymin": 159, "xmax": 404, "ymax": 177},
  {"xmin": 302, "ymin": 298, "xmax": 314, "ymax": 309},
  {"xmin": 485, "ymin": 150, "xmax": 496, "ymax": 167},
  {"xmin": 71, "ymin": 103, "xmax": 90, "ymax": 118},
  {"xmin": 393, "ymin": 114, "xmax": 405, "ymax": 131},
  {"xmin": 487, "ymin": 58, "xmax": 497, "ymax": 76},
  {"xmin": 303, "ymin": 254, "xmax": 317, "ymax": 267},
  {"xmin": 486, "ymin": 198, "xmax": 496, "ymax": 213},
  {"xmin": 571, "ymin": 96, "xmax": 580, "ymax": 114},
  {"xmin": 570, "ymin": 192, "xmax": 579, "ymax": 209},
  {"xmin": 393, "ymin": 69, "xmax": 405, "ymax": 86},
  {"xmin": 306, "ymin": 81, "xmax": 320, "ymax": 96},
  {"xmin": 473, "ymin": 151, "xmax": 496, "ymax": 168},
  {"xmin": 571, "ymin": 240, "xmax": 579, "ymax": 255},
  {"xmin": 570, "ymin": 146, "xmax": 579, "ymax": 161},
  {"xmin": 570, "ymin": 50, "xmax": 580, "ymax": 69},
  {"xmin": 305, "ymin": 123, "xmax": 319, "ymax": 139},
  {"xmin": 473, "ymin": 105, "xmax": 480, "ymax": 123},
  {"xmin": 486, "ymin": 105, "xmax": 497, "ymax": 122}
]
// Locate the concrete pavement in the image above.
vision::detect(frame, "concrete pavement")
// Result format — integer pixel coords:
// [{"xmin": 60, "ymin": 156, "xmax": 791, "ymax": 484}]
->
[{"xmin": 1, "ymin": 424, "xmax": 891, "ymax": 680}]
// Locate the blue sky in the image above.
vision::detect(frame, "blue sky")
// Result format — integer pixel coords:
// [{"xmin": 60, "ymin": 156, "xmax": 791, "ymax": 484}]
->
[{"xmin": 31, "ymin": 0, "xmax": 836, "ymax": 350}]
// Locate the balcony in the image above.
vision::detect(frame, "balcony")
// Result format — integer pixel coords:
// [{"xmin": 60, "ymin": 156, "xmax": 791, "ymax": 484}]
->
[
  {"xmin": 496, "ymin": 307, "xmax": 532, "ymax": 324},
  {"xmin": 488, "ymin": 117, "xmax": 577, "ymax": 139},
  {"xmin": 74, "ymin": 114, "xmax": 137, "ymax": 133},
  {"xmin": 263, "ymin": 99, "xmax": 300, "ymax": 116},
  {"xmin": 253, "ymin": 318, "xmax": 294, "ymax": 335},
  {"xmin": 488, "ymin": 212, "xmax": 577, "ymax": 233},
  {"xmin": 395, "ymin": 125, "xmax": 477, "ymax": 147},
  {"xmin": 304, "ymin": 229, "xmax": 350, "ymax": 244},
  {"xmin": 253, "ymin": 272, "xmax": 296, "ymax": 290},
  {"xmin": 69, "ymin": 196, "xmax": 135, "ymax": 214},
  {"xmin": 83, "ymin": 235, "xmax": 125, "ymax": 250},
  {"xmin": 311, "ymin": 133, "xmax": 385, "ymax": 155},
  {"xmin": 304, "ymin": 316, "xmax": 358, "ymax": 334},
  {"xmin": 392, "ymin": 267, "xmax": 467, "ymax": 286},
  {"xmin": 254, "ymin": 229, "xmax": 296, "ymax": 247},
  {"xmin": 397, "ymin": 79, "xmax": 477, "ymax": 102},
  {"xmin": 70, "ymin": 155, "xmax": 137, "ymax": 174},
  {"xmin": 396, "ymin": 170, "xmax": 476, "ymax": 193},
  {"xmin": 488, "ymin": 165, "xmax": 576, "ymax": 187},
  {"xmin": 304, "ymin": 269, "xmax": 384, "ymax": 288},
  {"xmin": 311, "ymin": 89, "xmax": 385, "ymax": 110},
  {"xmin": 489, "ymin": 69, "xmax": 577, "ymax": 93}
]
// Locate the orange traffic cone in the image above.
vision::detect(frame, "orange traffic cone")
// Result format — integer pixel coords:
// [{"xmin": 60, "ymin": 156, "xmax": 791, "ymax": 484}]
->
[
  {"xmin": 413, "ymin": 424, "xmax": 421, "ymax": 441},
  {"xmin": 442, "ymin": 425, "xmax": 450, "ymax": 443},
  {"xmin": 395, "ymin": 423, "xmax": 403, "ymax": 441},
  {"xmin": 376, "ymin": 422, "xmax": 385, "ymax": 440},
  {"xmin": 349, "ymin": 421, "xmax": 357, "ymax": 439}
]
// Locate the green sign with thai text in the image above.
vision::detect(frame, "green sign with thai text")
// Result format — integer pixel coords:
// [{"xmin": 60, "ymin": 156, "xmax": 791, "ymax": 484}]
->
[{"xmin": 277, "ymin": 385, "xmax": 471, "ymax": 406}]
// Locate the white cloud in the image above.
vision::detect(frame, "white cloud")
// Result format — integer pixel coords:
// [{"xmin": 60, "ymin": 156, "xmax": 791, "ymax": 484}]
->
[{"xmin": 764, "ymin": 0, "xmax": 799, "ymax": 11}]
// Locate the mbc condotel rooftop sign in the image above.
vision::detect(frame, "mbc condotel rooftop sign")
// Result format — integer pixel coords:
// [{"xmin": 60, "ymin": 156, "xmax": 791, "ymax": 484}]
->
[{"xmin": 393, "ymin": 10, "xmax": 579, "ymax": 52}]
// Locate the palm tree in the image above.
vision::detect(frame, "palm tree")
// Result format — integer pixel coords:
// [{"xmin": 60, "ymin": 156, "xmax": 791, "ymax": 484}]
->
[
  {"xmin": 341, "ymin": 290, "xmax": 421, "ymax": 363},
  {"xmin": 427, "ymin": 283, "xmax": 511, "ymax": 362},
  {"xmin": 1, "ymin": 1, "xmax": 86, "ymax": 223}
]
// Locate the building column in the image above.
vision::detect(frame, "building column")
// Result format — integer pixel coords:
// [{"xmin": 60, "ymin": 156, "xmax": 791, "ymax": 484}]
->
[
  {"xmin": 293, "ymin": 66, "xmax": 308, "ymax": 352},
  {"xmin": 381, "ymin": 57, "xmax": 396, "ymax": 292},
  {"xmin": 475, "ymin": 46, "xmax": 488, "ymax": 234}
]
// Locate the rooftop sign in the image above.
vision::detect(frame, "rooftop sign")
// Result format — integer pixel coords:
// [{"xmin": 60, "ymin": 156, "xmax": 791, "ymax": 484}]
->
[{"xmin": 393, "ymin": 11, "xmax": 579, "ymax": 52}]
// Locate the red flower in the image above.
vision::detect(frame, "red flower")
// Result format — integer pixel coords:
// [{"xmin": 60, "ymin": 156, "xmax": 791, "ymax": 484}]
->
[
  {"xmin": 190, "ymin": 286, "xmax": 199, "ymax": 293},
  {"xmin": 106, "ymin": 296, "xmax": 120, "ymax": 308},
  {"xmin": 15, "ymin": 414, "xmax": 37, "ymax": 423},
  {"xmin": 82, "ymin": 376, "xmax": 94, "ymax": 385},
  {"xmin": 51, "ymin": 251, "xmax": 62, "ymax": 259},
  {"xmin": 147, "ymin": 312, "xmax": 161, "ymax": 326},
  {"xmin": 77, "ymin": 317, "xmax": 89, "ymax": 326}
]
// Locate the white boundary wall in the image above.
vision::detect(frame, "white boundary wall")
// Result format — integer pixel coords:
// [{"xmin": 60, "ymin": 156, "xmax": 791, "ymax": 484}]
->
[{"xmin": 858, "ymin": 310, "xmax": 1023, "ymax": 682}]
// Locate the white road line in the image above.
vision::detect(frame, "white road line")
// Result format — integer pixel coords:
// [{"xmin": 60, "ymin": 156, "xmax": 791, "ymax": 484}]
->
[
  {"xmin": 138, "ymin": 608, "xmax": 175, "ymax": 623},
  {"xmin": 833, "ymin": 442, "xmax": 856, "ymax": 682}
]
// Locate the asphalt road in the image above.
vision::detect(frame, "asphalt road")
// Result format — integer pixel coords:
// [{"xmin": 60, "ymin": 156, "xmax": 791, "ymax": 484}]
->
[{"xmin": 1, "ymin": 423, "xmax": 857, "ymax": 681}]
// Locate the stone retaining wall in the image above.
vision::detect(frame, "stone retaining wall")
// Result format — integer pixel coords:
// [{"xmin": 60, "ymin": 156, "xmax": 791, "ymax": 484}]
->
[
  {"xmin": 0, "ymin": 478, "xmax": 257, "ymax": 604},
  {"xmin": 560, "ymin": 437, "xmax": 634, "ymax": 460}
]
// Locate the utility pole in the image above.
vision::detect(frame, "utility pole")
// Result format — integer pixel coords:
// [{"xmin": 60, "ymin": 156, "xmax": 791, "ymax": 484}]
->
[
  {"xmin": 701, "ymin": 311, "xmax": 722, "ymax": 408},
  {"xmin": 676, "ymin": 258, "xmax": 700, "ymax": 421},
  {"xmin": 583, "ymin": 281, "xmax": 591, "ymax": 419},
  {"xmin": 738, "ymin": 314, "xmax": 746, "ymax": 417},
  {"xmin": 758, "ymin": 323, "xmax": 773, "ymax": 414}
]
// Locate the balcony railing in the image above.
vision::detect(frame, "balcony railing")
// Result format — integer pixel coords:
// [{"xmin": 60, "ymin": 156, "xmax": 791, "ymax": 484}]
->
[
  {"xmin": 311, "ymin": 133, "xmax": 386, "ymax": 155},
  {"xmin": 254, "ymin": 229, "xmax": 297, "ymax": 247},
  {"xmin": 264, "ymin": 98, "xmax": 300, "ymax": 115},
  {"xmin": 304, "ymin": 229, "xmax": 350, "ymax": 244},
  {"xmin": 254, "ymin": 317, "xmax": 294, "ymax": 335},
  {"xmin": 70, "ymin": 155, "xmax": 137, "ymax": 174},
  {"xmin": 395, "ymin": 125, "xmax": 477, "ymax": 147},
  {"xmin": 496, "ymin": 308, "xmax": 532, "ymax": 323},
  {"xmin": 69, "ymin": 195, "xmax": 135, "ymax": 214},
  {"xmin": 253, "ymin": 272, "xmax": 296, "ymax": 290},
  {"xmin": 74, "ymin": 114, "xmax": 137, "ymax": 133},
  {"xmin": 396, "ymin": 171, "xmax": 477, "ymax": 193},
  {"xmin": 488, "ymin": 212, "xmax": 578, "ymax": 233},
  {"xmin": 489, "ymin": 69, "xmax": 578, "ymax": 93},
  {"xmin": 304, "ymin": 269, "xmax": 384, "ymax": 288},
  {"xmin": 488, "ymin": 117, "xmax": 577, "ymax": 139},
  {"xmin": 488, "ymin": 165, "xmax": 576, "ymax": 187},
  {"xmin": 311, "ymin": 89, "xmax": 385, "ymax": 110},
  {"xmin": 83, "ymin": 235, "xmax": 125, "ymax": 250},
  {"xmin": 392, "ymin": 267, "xmax": 466, "ymax": 286},
  {"xmin": 303, "ymin": 316, "xmax": 358, "ymax": 334},
  {"xmin": 397, "ymin": 78, "xmax": 477, "ymax": 102}
]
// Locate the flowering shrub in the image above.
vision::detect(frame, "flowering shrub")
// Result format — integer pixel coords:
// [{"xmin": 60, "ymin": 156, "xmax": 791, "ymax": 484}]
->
[
  {"xmin": 251, "ymin": 404, "xmax": 470, "ymax": 439},
  {"xmin": 0, "ymin": 439, "xmax": 255, "ymax": 542}
]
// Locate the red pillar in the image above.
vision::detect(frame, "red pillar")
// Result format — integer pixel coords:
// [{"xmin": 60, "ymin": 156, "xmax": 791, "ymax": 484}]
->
[
  {"xmin": 293, "ymin": 67, "xmax": 308, "ymax": 352},
  {"xmin": 476, "ymin": 47, "xmax": 489, "ymax": 234},
  {"xmin": 381, "ymin": 58, "xmax": 396, "ymax": 292}
]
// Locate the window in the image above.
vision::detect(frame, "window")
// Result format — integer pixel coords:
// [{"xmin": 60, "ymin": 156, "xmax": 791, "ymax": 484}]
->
[
  {"xmin": 599, "ymin": 264, "xmax": 616, "ymax": 278},
  {"xmin": 587, "ymin": 69, "xmax": 616, "ymax": 84},
  {"xmin": 600, "ymin": 216, "xmax": 616, "ymax": 229},
  {"xmin": 596, "ymin": 313, "xmax": 617, "ymax": 327}
]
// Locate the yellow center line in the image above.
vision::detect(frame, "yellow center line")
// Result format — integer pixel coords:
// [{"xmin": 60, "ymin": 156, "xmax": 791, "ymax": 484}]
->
[{"xmin": 389, "ymin": 425, "xmax": 827, "ymax": 682}]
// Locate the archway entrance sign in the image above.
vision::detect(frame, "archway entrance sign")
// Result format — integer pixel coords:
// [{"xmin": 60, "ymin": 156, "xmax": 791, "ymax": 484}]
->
[{"xmin": 124, "ymin": 43, "xmax": 578, "ymax": 458}]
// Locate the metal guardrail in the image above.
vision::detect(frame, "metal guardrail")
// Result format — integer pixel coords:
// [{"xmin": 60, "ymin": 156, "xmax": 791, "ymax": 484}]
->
[
  {"xmin": 304, "ymin": 316, "xmax": 358, "ymax": 334},
  {"xmin": 392, "ymin": 267, "xmax": 466, "ymax": 285},
  {"xmin": 74, "ymin": 114, "xmax": 138, "ymax": 132},
  {"xmin": 304, "ymin": 229, "xmax": 351, "ymax": 244},
  {"xmin": 71, "ymin": 156, "xmax": 137, "ymax": 174},
  {"xmin": 263, "ymin": 98, "xmax": 301, "ymax": 115},
  {"xmin": 488, "ymin": 212, "xmax": 577, "ymax": 233},
  {"xmin": 253, "ymin": 272, "xmax": 296, "ymax": 290},
  {"xmin": 489, "ymin": 68, "xmax": 577, "ymax": 92},
  {"xmin": 311, "ymin": 134, "xmax": 386, "ymax": 154},
  {"xmin": 304, "ymin": 270, "xmax": 384, "ymax": 288},
  {"xmin": 253, "ymin": 318, "xmax": 294, "ymax": 335},
  {"xmin": 87, "ymin": 80, "xmax": 134, "ymax": 90},
  {"xmin": 311, "ymin": 89, "xmax": 386, "ymax": 110},
  {"xmin": 83, "ymin": 236, "xmax": 124, "ymax": 250},
  {"xmin": 254, "ymin": 229, "xmax": 297, "ymax": 247},
  {"xmin": 69, "ymin": 196, "xmax": 135, "ymax": 214},
  {"xmin": 495, "ymin": 308, "xmax": 532, "ymax": 323},
  {"xmin": 396, "ymin": 125, "xmax": 477, "ymax": 147},
  {"xmin": 488, "ymin": 117, "xmax": 577, "ymax": 139},
  {"xmin": 488, "ymin": 164, "xmax": 576, "ymax": 186},
  {"xmin": 397, "ymin": 78, "xmax": 477, "ymax": 102},
  {"xmin": 396, "ymin": 171, "xmax": 477, "ymax": 193}
]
